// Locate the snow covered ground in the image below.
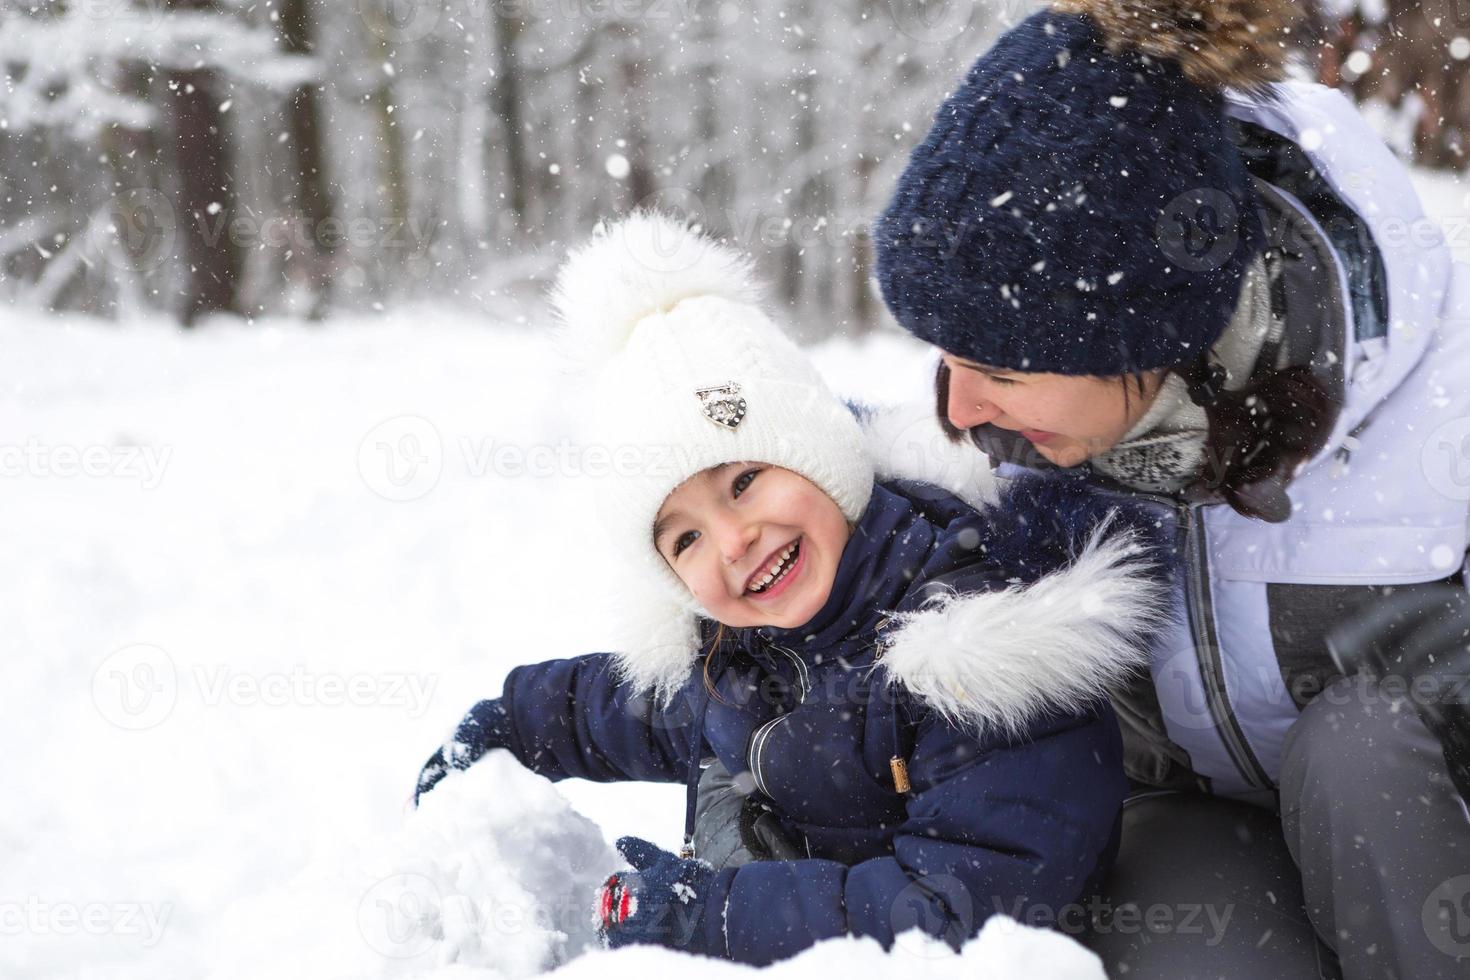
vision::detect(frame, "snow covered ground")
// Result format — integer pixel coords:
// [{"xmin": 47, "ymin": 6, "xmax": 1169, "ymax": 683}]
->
[
  {"xmin": 6, "ymin": 162, "xmax": 1465, "ymax": 979},
  {"xmin": 1, "ymin": 306, "xmax": 1091, "ymax": 978}
]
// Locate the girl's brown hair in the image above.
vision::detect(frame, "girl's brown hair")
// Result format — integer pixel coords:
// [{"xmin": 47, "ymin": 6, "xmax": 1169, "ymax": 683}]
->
[{"xmin": 702, "ymin": 622, "xmax": 731, "ymax": 703}]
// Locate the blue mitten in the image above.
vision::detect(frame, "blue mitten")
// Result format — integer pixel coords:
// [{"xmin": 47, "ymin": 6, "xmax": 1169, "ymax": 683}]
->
[
  {"xmin": 596, "ymin": 837, "xmax": 719, "ymax": 954},
  {"xmin": 413, "ymin": 698, "xmax": 513, "ymax": 805}
]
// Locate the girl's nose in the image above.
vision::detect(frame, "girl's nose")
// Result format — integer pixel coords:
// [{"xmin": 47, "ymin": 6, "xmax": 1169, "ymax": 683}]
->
[
  {"xmin": 715, "ymin": 513, "xmax": 759, "ymax": 565},
  {"xmin": 947, "ymin": 373, "xmax": 1003, "ymax": 430}
]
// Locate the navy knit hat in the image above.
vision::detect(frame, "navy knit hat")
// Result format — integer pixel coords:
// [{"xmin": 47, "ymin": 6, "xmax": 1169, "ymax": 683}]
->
[{"xmin": 874, "ymin": 0, "xmax": 1299, "ymax": 375}]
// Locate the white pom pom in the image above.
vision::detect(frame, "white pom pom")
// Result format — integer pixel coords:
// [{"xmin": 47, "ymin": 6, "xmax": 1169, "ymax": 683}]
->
[{"xmin": 549, "ymin": 211, "xmax": 765, "ymax": 370}]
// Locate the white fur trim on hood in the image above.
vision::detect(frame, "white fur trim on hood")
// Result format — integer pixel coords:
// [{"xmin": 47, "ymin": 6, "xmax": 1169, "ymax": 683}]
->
[
  {"xmin": 606, "ymin": 585, "xmax": 706, "ymax": 705},
  {"xmin": 858, "ymin": 397, "xmax": 1002, "ymax": 513},
  {"xmin": 879, "ymin": 517, "xmax": 1171, "ymax": 741}
]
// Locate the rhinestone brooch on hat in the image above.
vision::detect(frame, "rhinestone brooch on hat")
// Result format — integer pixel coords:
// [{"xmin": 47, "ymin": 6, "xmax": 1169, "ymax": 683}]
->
[{"xmin": 695, "ymin": 382, "xmax": 747, "ymax": 429}]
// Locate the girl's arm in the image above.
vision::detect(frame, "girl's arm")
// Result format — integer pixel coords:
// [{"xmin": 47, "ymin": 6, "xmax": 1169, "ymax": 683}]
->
[
  {"xmin": 498, "ymin": 651, "xmax": 700, "ymax": 783},
  {"xmin": 704, "ymin": 705, "xmax": 1126, "ymax": 965}
]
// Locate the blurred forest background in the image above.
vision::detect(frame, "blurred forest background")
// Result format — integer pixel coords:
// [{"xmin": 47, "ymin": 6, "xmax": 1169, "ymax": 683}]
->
[{"xmin": 0, "ymin": 0, "xmax": 1466, "ymax": 334}]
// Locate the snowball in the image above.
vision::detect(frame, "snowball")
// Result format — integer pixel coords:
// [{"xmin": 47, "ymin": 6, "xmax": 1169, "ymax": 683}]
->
[
  {"xmin": 604, "ymin": 154, "xmax": 630, "ymax": 180},
  {"xmin": 207, "ymin": 753, "xmax": 618, "ymax": 979}
]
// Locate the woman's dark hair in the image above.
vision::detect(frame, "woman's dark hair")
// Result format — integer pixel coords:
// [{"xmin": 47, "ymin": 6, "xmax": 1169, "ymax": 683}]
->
[{"xmin": 934, "ymin": 357, "xmax": 1336, "ymax": 522}]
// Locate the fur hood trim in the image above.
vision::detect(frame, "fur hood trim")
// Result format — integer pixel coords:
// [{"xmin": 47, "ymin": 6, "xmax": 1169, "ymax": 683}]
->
[{"xmin": 880, "ymin": 515, "xmax": 1172, "ymax": 741}]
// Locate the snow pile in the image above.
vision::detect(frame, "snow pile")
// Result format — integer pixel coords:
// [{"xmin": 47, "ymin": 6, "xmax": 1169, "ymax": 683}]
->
[
  {"xmin": 555, "ymin": 918, "xmax": 1105, "ymax": 980},
  {"xmin": 208, "ymin": 752, "xmax": 619, "ymax": 980},
  {"xmin": 0, "ymin": 306, "xmax": 1088, "ymax": 979},
  {"xmin": 205, "ymin": 751, "xmax": 1104, "ymax": 980}
]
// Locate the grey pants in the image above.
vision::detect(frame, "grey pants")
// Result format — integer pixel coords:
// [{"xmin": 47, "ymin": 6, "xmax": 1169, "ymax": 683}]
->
[
  {"xmin": 1079, "ymin": 675, "xmax": 1470, "ymax": 979},
  {"xmin": 691, "ymin": 676, "xmax": 1470, "ymax": 978},
  {"xmin": 1279, "ymin": 675, "xmax": 1470, "ymax": 980},
  {"xmin": 691, "ymin": 760, "xmax": 805, "ymax": 869}
]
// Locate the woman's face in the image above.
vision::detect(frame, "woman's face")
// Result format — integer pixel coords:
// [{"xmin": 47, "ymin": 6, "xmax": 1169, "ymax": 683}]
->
[
  {"xmin": 654, "ymin": 463, "xmax": 851, "ymax": 630},
  {"xmin": 941, "ymin": 353, "xmax": 1165, "ymax": 467}
]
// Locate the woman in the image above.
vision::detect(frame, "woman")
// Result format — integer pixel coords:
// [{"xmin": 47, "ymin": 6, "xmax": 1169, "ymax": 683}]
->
[{"xmin": 866, "ymin": 1, "xmax": 1470, "ymax": 977}]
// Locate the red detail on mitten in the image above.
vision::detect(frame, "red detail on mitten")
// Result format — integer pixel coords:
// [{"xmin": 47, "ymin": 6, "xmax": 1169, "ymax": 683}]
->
[{"xmin": 598, "ymin": 875, "xmax": 620, "ymax": 929}]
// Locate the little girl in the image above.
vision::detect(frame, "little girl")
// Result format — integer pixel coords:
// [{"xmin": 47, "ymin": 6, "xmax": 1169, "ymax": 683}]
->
[{"xmin": 413, "ymin": 214, "xmax": 1174, "ymax": 965}]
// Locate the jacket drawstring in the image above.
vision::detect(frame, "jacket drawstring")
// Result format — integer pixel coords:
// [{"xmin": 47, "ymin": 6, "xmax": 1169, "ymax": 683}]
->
[
  {"xmin": 680, "ymin": 682, "xmax": 713, "ymax": 859},
  {"xmin": 888, "ymin": 669, "xmax": 911, "ymax": 795}
]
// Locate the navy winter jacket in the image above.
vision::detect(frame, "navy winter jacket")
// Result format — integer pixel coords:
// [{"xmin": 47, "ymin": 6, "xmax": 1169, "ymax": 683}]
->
[{"xmin": 460, "ymin": 475, "xmax": 1172, "ymax": 964}]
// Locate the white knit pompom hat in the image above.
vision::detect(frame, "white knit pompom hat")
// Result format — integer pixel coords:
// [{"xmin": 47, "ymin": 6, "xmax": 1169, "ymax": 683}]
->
[{"xmin": 550, "ymin": 212, "xmax": 875, "ymax": 699}]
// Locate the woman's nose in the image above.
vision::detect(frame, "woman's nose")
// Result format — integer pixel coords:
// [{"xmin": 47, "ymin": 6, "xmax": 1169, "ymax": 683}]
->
[{"xmin": 947, "ymin": 372, "xmax": 1002, "ymax": 430}]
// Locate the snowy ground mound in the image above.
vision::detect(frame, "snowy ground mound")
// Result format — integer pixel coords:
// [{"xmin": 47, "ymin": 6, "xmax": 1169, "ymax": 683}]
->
[
  {"xmin": 208, "ymin": 753, "xmax": 619, "ymax": 980},
  {"xmin": 7, "ymin": 308, "xmax": 1069, "ymax": 979},
  {"xmin": 206, "ymin": 752, "xmax": 1103, "ymax": 980}
]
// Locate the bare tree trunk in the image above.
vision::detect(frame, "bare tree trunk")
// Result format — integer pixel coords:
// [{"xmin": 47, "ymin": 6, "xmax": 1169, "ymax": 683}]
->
[
  {"xmin": 491, "ymin": 8, "xmax": 530, "ymax": 222},
  {"xmin": 617, "ymin": 26, "xmax": 655, "ymax": 207},
  {"xmin": 367, "ymin": 29, "xmax": 409, "ymax": 297},
  {"xmin": 99, "ymin": 61, "xmax": 162, "ymax": 317},
  {"xmin": 167, "ymin": 0, "xmax": 245, "ymax": 325},
  {"xmin": 278, "ymin": 0, "xmax": 337, "ymax": 315}
]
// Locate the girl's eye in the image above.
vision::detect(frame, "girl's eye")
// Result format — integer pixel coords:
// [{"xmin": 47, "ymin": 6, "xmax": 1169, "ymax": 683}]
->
[
  {"xmin": 671, "ymin": 530, "xmax": 698, "ymax": 557},
  {"xmin": 733, "ymin": 468, "xmax": 760, "ymax": 496}
]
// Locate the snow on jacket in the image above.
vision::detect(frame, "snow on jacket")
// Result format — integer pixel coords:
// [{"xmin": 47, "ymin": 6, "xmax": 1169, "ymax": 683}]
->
[
  {"xmin": 475, "ymin": 474, "xmax": 1173, "ymax": 964},
  {"xmin": 978, "ymin": 80, "xmax": 1470, "ymax": 801}
]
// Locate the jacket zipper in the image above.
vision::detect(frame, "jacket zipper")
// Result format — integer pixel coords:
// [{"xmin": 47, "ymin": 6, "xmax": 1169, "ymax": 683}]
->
[
  {"xmin": 770, "ymin": 643, "xmax": 810, "ymax": 702},
  {"xmin": 746, "ymin": 644, "xmax": 810, "ymax": 797},
  {"xmin": 748, "ymin": 713, "xmax": 786, "ymax": 797},
  {"xmin": 1134, "ymin": 490, "xmax": 1272, "ymax": 790}
]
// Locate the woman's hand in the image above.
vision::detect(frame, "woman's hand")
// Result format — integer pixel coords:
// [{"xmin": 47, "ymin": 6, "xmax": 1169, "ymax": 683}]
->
[
  {"xmin": 596, "ymin": 837, "xmax": 716, "ymax": 953},
  {"xmin": 413, "ymin": 698, "xmax": 512, "ymax": 805}
]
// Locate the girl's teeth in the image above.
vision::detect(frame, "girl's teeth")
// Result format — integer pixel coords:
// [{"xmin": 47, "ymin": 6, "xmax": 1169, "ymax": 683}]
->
[{"xmin": 751, "ymin": 542, "xmax": 799, "ymax": 593}]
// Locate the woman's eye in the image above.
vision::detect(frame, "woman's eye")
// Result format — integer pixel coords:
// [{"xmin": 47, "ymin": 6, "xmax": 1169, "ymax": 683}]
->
[
  {"xmin": 672, "ymin": 531, "xmax": 698, "ymax": 557},
  {"xmin": 988, "ymin": 376, "xmax": 1017, "ymax": 386},
  {"xmin": 733, "ymin": 468, "xmax": 760, "ymax": 497}
]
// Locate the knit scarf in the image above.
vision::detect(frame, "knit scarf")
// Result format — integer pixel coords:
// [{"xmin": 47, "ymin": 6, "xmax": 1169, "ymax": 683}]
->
[{"xmin": 1090, "ymin": 254, "xmax": 1282, "ymax": 493}]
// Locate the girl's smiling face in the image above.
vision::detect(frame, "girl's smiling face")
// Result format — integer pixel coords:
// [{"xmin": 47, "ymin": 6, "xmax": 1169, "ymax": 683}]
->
[{"xmin": 654, "ymin": 463, "xmax": 851, "ymax": 630}]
